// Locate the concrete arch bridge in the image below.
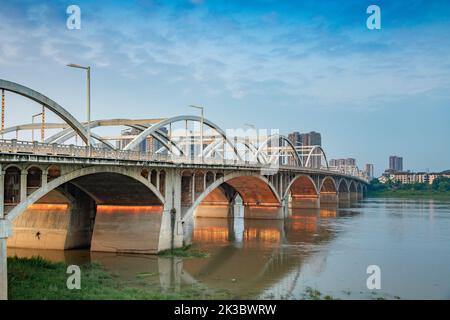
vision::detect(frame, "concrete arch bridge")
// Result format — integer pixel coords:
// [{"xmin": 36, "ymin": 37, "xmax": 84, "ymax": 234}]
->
[{"xmin": 0, "ymin": 79, "xmax": 368, "ymax": 299}]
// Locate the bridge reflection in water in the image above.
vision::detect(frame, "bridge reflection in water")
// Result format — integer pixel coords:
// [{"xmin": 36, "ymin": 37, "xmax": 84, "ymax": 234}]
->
[{"xmin": 8, "ymin": 203, "xmax": 360, "ymax": 299}]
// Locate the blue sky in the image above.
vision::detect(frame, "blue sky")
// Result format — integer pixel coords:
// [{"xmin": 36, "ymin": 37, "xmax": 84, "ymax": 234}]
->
[{"xmin": 1, "ymin": 0, "xmax": 449, "ymax": 175}]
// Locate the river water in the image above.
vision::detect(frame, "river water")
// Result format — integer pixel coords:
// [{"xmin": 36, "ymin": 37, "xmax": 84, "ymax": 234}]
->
[{"xmin": 8, "ymin": 198, "xmax": 450, "ymax": 300}]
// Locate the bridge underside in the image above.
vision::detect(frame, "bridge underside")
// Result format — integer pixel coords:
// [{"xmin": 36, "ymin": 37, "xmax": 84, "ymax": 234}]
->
[
  {"xmin": 7, "ymin": 172, "xmax": 164, "ymax": 254},
  {"xmin": 192, "ymin": 175, "xmax": 283, "ymax": 221}
]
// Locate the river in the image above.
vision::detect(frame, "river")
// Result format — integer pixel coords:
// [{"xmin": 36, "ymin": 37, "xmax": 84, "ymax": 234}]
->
[{"xmin": 8, "ymin": 198, "xmax": 450, "ymax": 299}]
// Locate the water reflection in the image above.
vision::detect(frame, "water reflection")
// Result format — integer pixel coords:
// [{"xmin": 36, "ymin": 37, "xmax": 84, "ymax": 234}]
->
[{"xmin": 8, "ymin": 198, "xmax": 450, "ymax": 299}]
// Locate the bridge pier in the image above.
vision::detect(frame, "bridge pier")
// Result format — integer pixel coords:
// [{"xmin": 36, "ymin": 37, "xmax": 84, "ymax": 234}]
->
[
  {"xmin": 319, "ymin": 193, "xmax": 339, "ymax": 208},
  {"xmin": 290, "ymin": 196, "xmax": 320, "ymax": 209},
  {"xmin": 243, "ymin": 205, "xmax": 284, "ymax": 219},
  {"xmin": 350, "ymin": 192, "xmax": 359, "ymax": 202},
  {"xmin": 0, "ymin": 235, "xmax": 7, "ymax": 300},
  {"xmin": 0, "ymin": 221, "xmax": 12, "ymax": 300},
  {"xmin": 0, "ymin": 167, "xmax": 12, "ymax": 300},
  {"xmin": 157, "ymin": 169, "xmax": 183, "ymax": 252},
  {"xmin": 338, "ymin": 192, "xmax": 351, "ymax": 207},
  {"xmin": 357, "ymin": 191, "xmax": 363, "ymax": 201}
]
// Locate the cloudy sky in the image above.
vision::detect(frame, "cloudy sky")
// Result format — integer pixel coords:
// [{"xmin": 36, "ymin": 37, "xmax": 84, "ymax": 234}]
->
[{"xmin": 1, "ymin": 0, "xmax": 449, "ymax": 175}]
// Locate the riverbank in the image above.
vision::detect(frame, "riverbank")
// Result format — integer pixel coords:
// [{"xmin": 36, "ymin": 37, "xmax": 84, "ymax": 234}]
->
[
  {"xmin": 7, "ymin": 256, "xmax": 345, "ymax": 300},
  {"xmin": 368, "ymin": 190, "xmax": 450, "ymax": 200},
  {"xmin": 7, "ymin": 256, "xmax": 231, "ymax": 300}
]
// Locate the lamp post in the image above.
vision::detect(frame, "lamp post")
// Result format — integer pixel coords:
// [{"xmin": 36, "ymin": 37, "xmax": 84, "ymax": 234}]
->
[
  {"xmin": 189, "ymin": 105, "xmax": 204, "ymax": 162},
  {"xmin": 67, "ymin": 63, "xmax": 91, "ymax": 147}
]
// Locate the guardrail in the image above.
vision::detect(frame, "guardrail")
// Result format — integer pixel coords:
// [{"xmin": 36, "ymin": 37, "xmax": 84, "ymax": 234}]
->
[{"xmin": 0, "ymin": 139, "xmax": 369, "ymax": 181}]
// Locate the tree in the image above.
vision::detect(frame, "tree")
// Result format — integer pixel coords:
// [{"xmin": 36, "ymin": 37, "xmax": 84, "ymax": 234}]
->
[{"xmin": 432, "ymin": 177, "xmax": 450, "ymax": 191}]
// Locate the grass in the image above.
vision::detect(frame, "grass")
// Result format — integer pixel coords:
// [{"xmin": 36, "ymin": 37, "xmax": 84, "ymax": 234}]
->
[
  {"xmin": 368, "ymin": 190, "xmax": 450, "ymax": 200},
  {"xmin": 7, "ymin": 256, "xmax": 225, "ymax": 300},
  {"xmin": 157, "ymin": 245, "xmax": 209, "ymax": 258}
]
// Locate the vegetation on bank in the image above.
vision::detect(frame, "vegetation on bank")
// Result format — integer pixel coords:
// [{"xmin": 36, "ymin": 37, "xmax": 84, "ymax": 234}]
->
[
  {"xmin": 367, "ymin": 177, "xmax": 450, "ymax": 199},
  {"xmin": 7, "ymin": 256, "xmax": 226, "ymax": 300},
  {"xmin": 157, "ymin": 244, "xmax": 209, "ymax": 258}
]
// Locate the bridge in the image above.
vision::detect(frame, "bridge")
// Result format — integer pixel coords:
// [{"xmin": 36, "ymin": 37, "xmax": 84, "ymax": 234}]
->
[{"xmin": 0, "ymin": 79, "xmax": 368, "ymax": 299}]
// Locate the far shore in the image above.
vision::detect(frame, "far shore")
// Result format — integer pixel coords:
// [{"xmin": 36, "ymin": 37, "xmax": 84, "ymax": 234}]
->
[{"xmin": 368, "ymin": 190, "xmax": 450, "ymax": 200}]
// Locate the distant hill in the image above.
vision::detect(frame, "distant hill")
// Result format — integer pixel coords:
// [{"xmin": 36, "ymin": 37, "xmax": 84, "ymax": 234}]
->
[{"xmin": 441, "ymin": 170, "xmax": 450, "ymax": 174}]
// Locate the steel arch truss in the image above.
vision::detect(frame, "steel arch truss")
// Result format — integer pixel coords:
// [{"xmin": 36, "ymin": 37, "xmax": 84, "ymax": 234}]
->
[
  {"xmin": 0, "ymin": 79, "xmax": 91, "ymax": 145},
  {"xmin": 253, "ymin": 134, "xmax": 303, "ymax": 167},
  {"xmin": 123, "ymin": 115, "xmax": 244, "ymax": 162}
]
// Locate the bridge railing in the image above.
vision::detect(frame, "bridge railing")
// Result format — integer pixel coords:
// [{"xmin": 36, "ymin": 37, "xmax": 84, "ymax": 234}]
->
[{"xmin": 0, "ymin": 139, "xmax": 368, "ymax": 181}]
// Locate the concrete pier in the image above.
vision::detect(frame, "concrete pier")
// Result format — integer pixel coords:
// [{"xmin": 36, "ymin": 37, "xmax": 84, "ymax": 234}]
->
[{"xmin": 91, "ymin": 205, "xmax": 163, "ymax": 254}]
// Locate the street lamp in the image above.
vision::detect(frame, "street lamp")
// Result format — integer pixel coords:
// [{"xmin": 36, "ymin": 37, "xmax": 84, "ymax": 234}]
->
[
  {"xmin": 67, "ymin": 63, "xmax": 91, "ymax": 147},
  {"xmin": 189, "ymin": 105, "xmax": 204, "ymax": 162}
]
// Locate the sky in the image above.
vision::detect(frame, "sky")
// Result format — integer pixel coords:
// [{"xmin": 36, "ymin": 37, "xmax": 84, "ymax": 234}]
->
[{"xmin": 0, "ymin": 0, "xmax": 449, "ymax": 176}]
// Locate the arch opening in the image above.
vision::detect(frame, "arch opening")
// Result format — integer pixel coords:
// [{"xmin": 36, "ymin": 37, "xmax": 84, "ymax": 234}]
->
[
  {"xmin": 4, "ymin": 166, "xmax": 21, "ymax": 208},
  {"xmin": 337, "ymin": 180, "xmax": 350, "ymax": 205},
  {"xmin": 6, "ymin": 169, "xmax": 165, "ymax": 254},
  {"xmin": 349, "ymin": 181, "xmax": 359, "ymax": 201},
  {"xmin": 320, "ymin": 177, "xmax": 338, "ymax": 207},
  {"xmin": 185, "ymin": 173, "xmax": 281, "ymax": 225},
  {"xmin": 26, "ymin": 166, "xmax": 42, "ymax": 196},
  {"xmin": 286, "ymin": 175, "xmax": 319, "ymax": 210}
]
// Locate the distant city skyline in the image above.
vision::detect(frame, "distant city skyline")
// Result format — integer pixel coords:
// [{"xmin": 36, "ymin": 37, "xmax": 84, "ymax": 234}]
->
[{"xmin": 0, "ymin": 1, "xmax": 449, "ymax": 176}]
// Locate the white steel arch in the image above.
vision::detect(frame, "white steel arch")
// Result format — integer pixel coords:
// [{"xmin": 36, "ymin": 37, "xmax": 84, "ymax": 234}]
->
[
  {"xmin": 0, "ymin": 79, "xmax": 91, "ymax": 145},
  {"xmin": 253, "ymin": 134, "xmax": 302, "ymax": 167},
  {"xmin": 304, "ymin": 145, "xmax": 329, "ymax": 169}
]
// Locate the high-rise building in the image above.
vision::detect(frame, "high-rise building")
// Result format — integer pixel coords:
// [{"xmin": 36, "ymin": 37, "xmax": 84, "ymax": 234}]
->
[
  {"xmin": 389, "ymin": 156, "xmax": 403, "ymax": 172},
  {"xmin": 287, "ymin": 130, "xmax": 322, "ymax": 167},
  {"xmin": 287, "ymin": 131, "xmax": 302, "ymax": 147},
  {"xmin": 300, "ymin": 131, "xmax": 321, "ymax": 146},
  {"xmin": 365, "ymin": 164, "xmax": 374, "ymax": 180},
  {"xmin": 287, "ymin": 131, "xmax": 321, "ymax": 147},
  {"xmin": 345, "ymin": 158, "xmax": 356, "ymax": 166}
]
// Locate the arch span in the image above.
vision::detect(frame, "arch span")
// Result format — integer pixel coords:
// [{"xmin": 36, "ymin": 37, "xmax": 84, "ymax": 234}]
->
[
  {"xmin": 0, "ymin": 79, "xmax": 90, "ymax": 145},
  {"xmin": 337, "ymin": 179, "xmax": 349, "ymax": 193},
  {"xmin": 284, "ymin": 175, "xmax": 319, "ymax": 209},
  {"xmin": 319, "ymin": 176, "xmax": 338, "ymax": 206},
  {"xmin": 284, "ymin": 175, "xmax": 318, "ymax": 199},
  {"xmin": 337, "ymin": 179, "xmax": 350, "ymax": 203},
  {"xmin": 182, "ymin": 171, "xmax": 281, "ymax": 223},
  {"xmin": 304, "ymin": 146, "xmax": 329, "ymax": 169},
  {"xmin": 320, "ymin": 176, "xmax": 337, "ymax": 193},
  {"xmin": 6, "ymin": 165, "xmax": 165, "ymax": 222}
]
